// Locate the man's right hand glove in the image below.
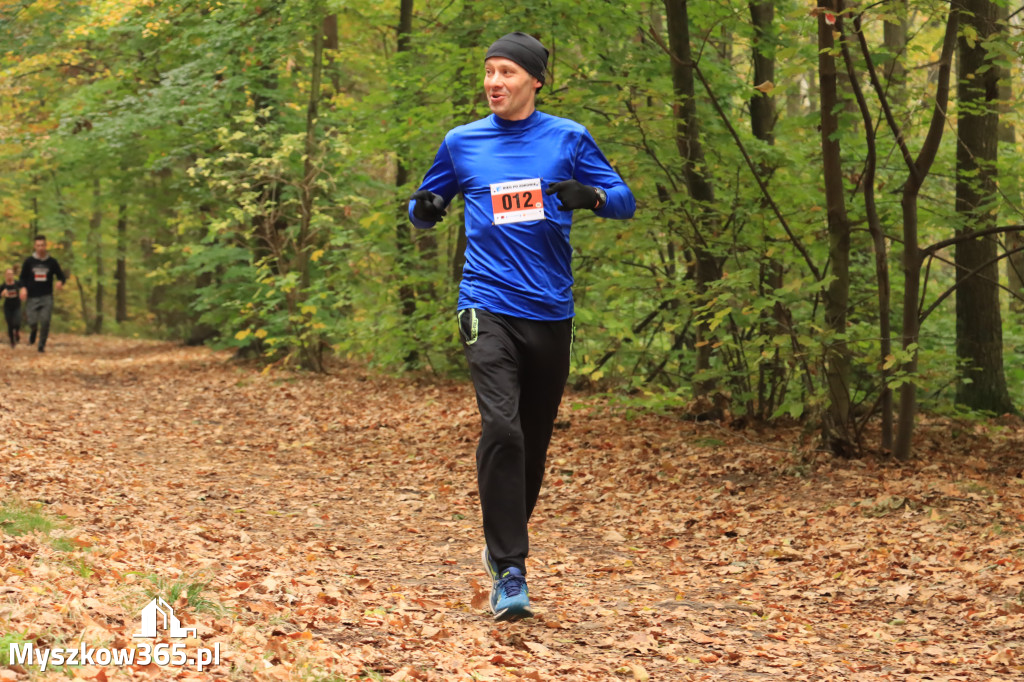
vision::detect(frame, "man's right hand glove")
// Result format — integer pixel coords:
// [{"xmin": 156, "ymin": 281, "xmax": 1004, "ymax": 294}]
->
[{"xmin": 411, "ymin": 190, "xmax": 447, "ymax": 222}]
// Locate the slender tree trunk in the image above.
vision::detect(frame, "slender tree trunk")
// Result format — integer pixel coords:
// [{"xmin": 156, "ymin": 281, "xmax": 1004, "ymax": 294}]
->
[
  {"xmin": 749, "ymin": 1, "xmax": 785, "ymax": 419},
  {"xmin": 997, "ymin": 4, "xmax": 1024, "ymax": 312},
  {"xmin": 294, "ymin": 3, "xmax": 326, "ymax": 371},
  {"xmin": 817, "ymin": 0, "xmax": 853, "ymax": 453},
  {"xmin": 749, "ymin": 2, "xmax": 775, "ymax": 148},
  {"xmin": 954, "ymin": 0, "xmax": 1014, "ymax": 413},
  {"xmin": 31, "ymin": 192, "xmax": 39, "ymax": 237},
  {"xmin": 452, "ymin": 227, "xmax": 467, "ymax": 284},
  {"xmin": 844, "ymin": 11, "xmax": 893, "ymax": 451},
  {"xmin": 883, "ymin": 0, "xmax": 908, "ymax": 106},
  {"xmin": 395, "ymin": 0, "xmax": 417, "ymax": 320},
  {"xmin": 444, "ymin": 4, "xmax": 488, "ymax": 287},
  {"xmin": 90, "ymin": 177, "xmax": 104, "ymax": 335},
  {"xmin": 116, "ymin": 202, "xmax": 127, "ymax": 323},
  {"xmin": 892, "ymin": 7, "xmax": 959, "ymax": 459},
  {"xmin": 297, "ymin": 7, "xmax": 324, "ymax": 291},
  {"xmin": 322, "ymin": 13, "xmax": 340, "ymax": 95},
  {"xmin": 664, "ymin": 0, "xmax": 722, "ymax": 409}
]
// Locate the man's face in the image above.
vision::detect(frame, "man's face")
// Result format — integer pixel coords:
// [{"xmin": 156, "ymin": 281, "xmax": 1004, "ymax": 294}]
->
[
  {"xmin": 484, "ymin": 57, "xmax": 540, "ymax": 121},
  {"xmin": 34, "ymin": 239, "xmax": 46, "ymax": 256}
]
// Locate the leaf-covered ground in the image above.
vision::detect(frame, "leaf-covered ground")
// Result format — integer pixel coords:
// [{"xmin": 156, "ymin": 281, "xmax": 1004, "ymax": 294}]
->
[{"xmin": 1, "ymin": 336, "xmax": 1023, "ymax": 681}]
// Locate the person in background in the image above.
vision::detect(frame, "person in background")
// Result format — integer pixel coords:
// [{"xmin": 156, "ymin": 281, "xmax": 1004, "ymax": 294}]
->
[
  {"xmin": 1, "ymin": 268, "xmax": 22, "ymax": 348},
  {"xmin": 408, "ymin": 32, "xmax": 636, "ymax": 621},
  {"xmin": 19, "ymin": 235, "xmax": 66, "ymax": 353}
]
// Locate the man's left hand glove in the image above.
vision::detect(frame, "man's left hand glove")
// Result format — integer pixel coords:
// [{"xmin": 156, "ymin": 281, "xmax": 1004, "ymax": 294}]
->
[{"xmin": 545, "ymin": 180, "xmax": 601, "ymax": 211}]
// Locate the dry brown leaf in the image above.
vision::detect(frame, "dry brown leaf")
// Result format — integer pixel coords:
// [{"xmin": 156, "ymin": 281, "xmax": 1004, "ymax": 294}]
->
[
  {"xmin": 629, "ymin": 663, "xmax": 650, "ymax": 681},
  {"xmin": 524, "ymin": 641, "xmax": 552, "ymax": 657},
  {"xmin": 1, "ymin": 336, "xmax": 1019, "ymax": 682}
]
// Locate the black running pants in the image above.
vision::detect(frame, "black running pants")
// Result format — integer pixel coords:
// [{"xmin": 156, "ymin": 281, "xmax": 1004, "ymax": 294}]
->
[
  {"xmin": 4, "ymin": 302, "xmax": 19, "ymax": 345},
  {"xmin": 459, "ymin": 308, "xmax": 572, "ymax": 575}
]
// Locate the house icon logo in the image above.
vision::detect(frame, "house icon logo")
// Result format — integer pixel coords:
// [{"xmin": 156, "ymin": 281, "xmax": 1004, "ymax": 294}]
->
[{"xmin": 133, "ymin": 597, "xmax": 197, "ymax": 639}]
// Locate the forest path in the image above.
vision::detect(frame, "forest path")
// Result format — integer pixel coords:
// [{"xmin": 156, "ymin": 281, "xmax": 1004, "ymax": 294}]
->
[{"xmin": 1, "ymin": 335, "xmax": 1022, "ymax": 681}]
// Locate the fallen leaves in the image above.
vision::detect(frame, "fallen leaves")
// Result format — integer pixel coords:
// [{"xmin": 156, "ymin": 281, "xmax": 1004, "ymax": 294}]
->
[{"xmin": 0, "ymin": 336, "xmax": 1022, "ymax": 680}]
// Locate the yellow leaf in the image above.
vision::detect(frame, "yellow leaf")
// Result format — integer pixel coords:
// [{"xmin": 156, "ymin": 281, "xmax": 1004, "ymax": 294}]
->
[
  {"xmin": 310, "ymin": 249, "xmax": 325, "ymax": 262},
  {"xmin": 254, "ymin": 329, "xmax": 268, "ymax": 339},
  {"xmin": 235, "ymin": 329, "xmax": 251, "ymax": 341},
  {"xmin": 753, "ymin": 80, "xmax": 775, "ymax": 94}
]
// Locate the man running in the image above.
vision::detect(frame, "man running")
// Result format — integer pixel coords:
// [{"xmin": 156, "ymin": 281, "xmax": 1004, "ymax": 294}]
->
[
  {"xmin": 19, "ymin": 235, "xmax": 66, "ymax": 353},
  {"xmin": 408, "ymin": 32, "xmax": 635, "ymax": 621}
]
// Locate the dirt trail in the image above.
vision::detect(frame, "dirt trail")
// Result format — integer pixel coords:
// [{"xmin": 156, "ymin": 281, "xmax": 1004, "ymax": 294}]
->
[{"xmin": 1, "ymin": 335, "xmax": 1022, "ymax": 681}]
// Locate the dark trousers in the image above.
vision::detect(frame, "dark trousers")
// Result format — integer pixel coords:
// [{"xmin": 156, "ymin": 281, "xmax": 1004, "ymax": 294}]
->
[
  {"xmin": 25, "ymin": 295, "xmax": 53, "ymax": 350},
  {"xmin": 4, "ymin": 303, "xmax": 20, "ymax": 346},
  {"xmin": 459, "ymin": 308, "xmax": 572, "ymax": 575}
]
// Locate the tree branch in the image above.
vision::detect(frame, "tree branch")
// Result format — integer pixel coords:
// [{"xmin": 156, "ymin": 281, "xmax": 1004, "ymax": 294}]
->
[
  {"xmin": 919, "ymin": 244, "xmax": 1024, "ymax": 323},
  {"xmin": 645, "ymin": 24, "xmax": 822, "ymax": 282},
  {"xmin": 922, "ymin": 224, "xmax": 1024, "ymax": 256}
]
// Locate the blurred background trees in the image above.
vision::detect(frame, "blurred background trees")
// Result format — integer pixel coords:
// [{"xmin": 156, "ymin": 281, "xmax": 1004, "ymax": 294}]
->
[{"xmin": 3, "ymin": 0, "xmax": 1023, "ymax": 456}]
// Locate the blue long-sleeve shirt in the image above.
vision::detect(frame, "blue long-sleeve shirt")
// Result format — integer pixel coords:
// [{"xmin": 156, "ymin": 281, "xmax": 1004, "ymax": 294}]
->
[{"xmin": 409, "ymin": 110, "xmax": 635, "ymax": 321}]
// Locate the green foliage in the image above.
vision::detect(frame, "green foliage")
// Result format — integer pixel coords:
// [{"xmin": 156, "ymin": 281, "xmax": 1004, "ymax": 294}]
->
[
  {"xmin": 0, "ymin": 631, "xmax": 32, "ymax": 666},
  {"xmin": 0, "ymin": 498, "xmax": 78, "ymax": 551},
  {"xmin": 134, "ymin": 574, "xmax": 225, "ymax": 616},
  {"xmin": 0, "ymin": 499, "xmax": 57, "ymax": 537},
  {"xmin": 2, "ymin": 0, "xmax": 1023, "ymax": 446}
]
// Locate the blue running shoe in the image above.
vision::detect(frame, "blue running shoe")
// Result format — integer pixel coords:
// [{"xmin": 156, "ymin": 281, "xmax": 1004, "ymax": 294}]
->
[{"xmin": 489, "ymin": 566, "xmax": 533, "ymax": 622}]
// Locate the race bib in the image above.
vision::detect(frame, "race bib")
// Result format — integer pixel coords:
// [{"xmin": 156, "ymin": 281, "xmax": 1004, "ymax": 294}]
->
[
  {"xmin": 33, "ymin": 266, "xmax": 47, "ymax": 282},
  {"xmin": 490, "ymin": 178, "xmax": 544, "ymax": 225}
]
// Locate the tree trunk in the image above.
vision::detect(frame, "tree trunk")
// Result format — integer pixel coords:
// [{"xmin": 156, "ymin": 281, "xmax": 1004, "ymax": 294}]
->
[
  {"xmin": 664, "ymin": 0, "xmax": 722, "ymax": 409},
  {"xmin": 90, "ymin": 177, "xmax": 104, "ymax": 335},
  {"xmin": 998, "ymin": 3, "xmax": 1024, "ymax": 313},
  {"xmin": 749, "ymin": 1, "xmax": 785, "ymax": 419},
  {"xmin": 294, "ymin": 2, "xmax": 326, "ymax": 371},
  {"xmin": 883, "ymin": 0, "xmax": 908, "ymax": 105},
  {"xmin": 749, "ymin": 2, "xmax": 775, "ymax": 147},
  {"xmin": 322, "ymin": 13, "xmax": 340, "ymax": 95},
  {"xmin": 892, "ymin": 6, "xmax": 959, "ymax": 459},
  {"xmin": 116, "ymin": 202, "xmax": 127, "ymax": 323},
  {"xmin": 395, "ymin": 0, "xmax": 417, "ymax": 321},
  {"xmin": 845, "ymin": 12, "xmax": 893, "ymax": 451},
  {"xmin": 954, "ymin": 0, "xmax": 1014, "ymax": 413},
  {"xmin": 452, "ymin": 226, "xmax": 467, "ymax": 284},
  {"xmin": 817, "ymin": 0, "xmax": 853, "ymax": 453}
]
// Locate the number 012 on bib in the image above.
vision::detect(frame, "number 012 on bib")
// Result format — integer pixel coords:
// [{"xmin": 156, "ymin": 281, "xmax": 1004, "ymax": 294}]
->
[{"xmin": 490, "ymin": 178, "xmax": 545, "ymax": 225}]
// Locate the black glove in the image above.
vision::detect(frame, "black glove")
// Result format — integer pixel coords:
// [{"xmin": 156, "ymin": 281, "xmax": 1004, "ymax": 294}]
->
[
  {"xmin": 410, "ymin": 190, "xmax": 447, "ymax": 222},
  {"xmin": 545, "ymin": 180, "xmax": 600, "ymax": 211}
]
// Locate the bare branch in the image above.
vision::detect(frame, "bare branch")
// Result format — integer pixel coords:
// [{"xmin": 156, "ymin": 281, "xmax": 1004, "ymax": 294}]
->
[{"xmin": 645, "ymin": 24, "xmax": 822, "ymax": 283}]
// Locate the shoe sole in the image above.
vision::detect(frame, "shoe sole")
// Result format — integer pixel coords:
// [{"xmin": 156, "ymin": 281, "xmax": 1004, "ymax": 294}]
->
[
  {"xmin": 493, "ymin": 604, "xmax": 534, "ymax": 622},
  {"xmin": 482, "ymin": 547, "xmax": 498, "ymax": 616}
]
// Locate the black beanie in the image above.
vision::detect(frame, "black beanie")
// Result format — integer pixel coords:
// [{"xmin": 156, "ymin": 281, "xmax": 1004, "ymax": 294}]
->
[{"xmin": 485, "ymin": 32, "xmax": 548, "ymax": 85}]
